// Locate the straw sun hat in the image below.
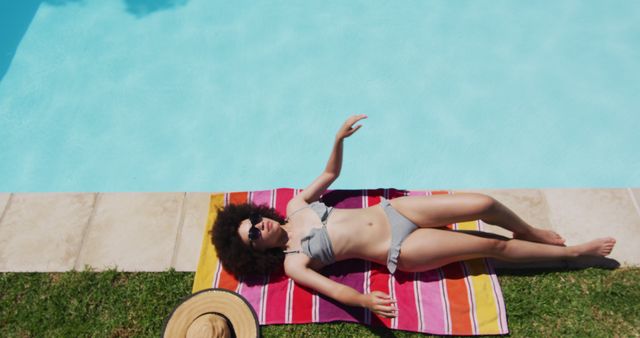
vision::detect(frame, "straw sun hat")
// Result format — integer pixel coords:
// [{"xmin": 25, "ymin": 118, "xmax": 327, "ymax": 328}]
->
[{"xmin": 163, "ymin": 288, "xmax": 259, "ymax": 338}]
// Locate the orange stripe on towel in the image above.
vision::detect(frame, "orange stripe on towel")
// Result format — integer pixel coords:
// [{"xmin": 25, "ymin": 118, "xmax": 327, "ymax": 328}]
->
[
  {"xmin": 229, "ymin": 191, "xmax": 249, "ymax": 205},
  {"xmin": 217, "ymin": 266, "xmax": 240, "ymax": 291},
  {"xmin": 443, "ymin": 262, "xmax": 473, "ymax": 335},
  {"xmin": 214, "ymin": 192, "xmax": 248, "ymax": 291}
]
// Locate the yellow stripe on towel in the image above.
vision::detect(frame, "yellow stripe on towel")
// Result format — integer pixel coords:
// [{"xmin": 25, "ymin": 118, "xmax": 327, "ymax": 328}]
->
[
  {"xmin": 192, "ymin": 193, "xmax": 224, "ymax": 293},
  {"xmin": 466, "ymin": 259, "xmax": 501, "ymax": 334},
  {"xmin": 457, "ymin": 220, "xmax": 479, "ymax": 231}
]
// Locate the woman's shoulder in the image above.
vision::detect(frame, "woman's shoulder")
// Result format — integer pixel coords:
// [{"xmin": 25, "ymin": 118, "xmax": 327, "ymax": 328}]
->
[
  {"xmin": 286, "ymin": 195, "xmax": 311, "ymax": 215},
  {"xmin": 283, "ymin": 250, "xmax": 310, "ymax": 271}
]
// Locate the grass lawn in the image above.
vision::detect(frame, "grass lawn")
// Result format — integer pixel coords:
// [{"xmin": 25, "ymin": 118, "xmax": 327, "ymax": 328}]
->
[{"xmin": 1, "ymin": 267, "xmax": 638, "ymax": 337}]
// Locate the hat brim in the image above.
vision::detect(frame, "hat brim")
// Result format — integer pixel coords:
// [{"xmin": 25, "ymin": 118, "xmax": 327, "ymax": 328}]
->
[{"xmin": 163, "ymin": 288, "xmax": 259, "ymax": 338}]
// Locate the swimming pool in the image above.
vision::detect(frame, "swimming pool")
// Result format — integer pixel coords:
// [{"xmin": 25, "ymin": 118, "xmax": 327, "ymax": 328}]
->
[{"xmin": 1, "ymin": 1, "xmax": 639, "ymax": 192}]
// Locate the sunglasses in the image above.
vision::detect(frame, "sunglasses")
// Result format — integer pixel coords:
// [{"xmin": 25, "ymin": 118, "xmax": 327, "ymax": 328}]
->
[{"xmin": 248, "ymin": 212, "xmax": 263, "ymax": 247}]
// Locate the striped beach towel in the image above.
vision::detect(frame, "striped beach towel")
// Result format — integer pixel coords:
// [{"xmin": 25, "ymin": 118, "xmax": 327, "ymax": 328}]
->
[{"xmin": 193, "ymin": 188, "xmax": 509, "ymax": 335}]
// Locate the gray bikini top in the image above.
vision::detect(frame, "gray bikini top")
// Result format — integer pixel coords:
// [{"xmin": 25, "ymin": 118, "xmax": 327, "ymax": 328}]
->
[{"xmin": 285, "ymin": 201, "xmax": 336, "ymax": 265}]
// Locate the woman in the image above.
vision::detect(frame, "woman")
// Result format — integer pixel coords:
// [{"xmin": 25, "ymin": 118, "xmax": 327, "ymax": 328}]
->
[{"xmin": 212, "ymin": 114, "xmax": 616, "ymax": 319}]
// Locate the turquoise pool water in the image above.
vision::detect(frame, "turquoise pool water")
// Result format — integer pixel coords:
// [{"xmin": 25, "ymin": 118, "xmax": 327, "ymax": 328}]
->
[{"xmin": 1, "ymin": 1, "xmax": 639, "ymax": 192}]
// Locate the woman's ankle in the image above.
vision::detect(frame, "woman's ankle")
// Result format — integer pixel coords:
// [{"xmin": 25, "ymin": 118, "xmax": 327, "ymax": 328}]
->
[{"xmin": 566, "ymin": 245, "xmax": 581, "ymax": 258}]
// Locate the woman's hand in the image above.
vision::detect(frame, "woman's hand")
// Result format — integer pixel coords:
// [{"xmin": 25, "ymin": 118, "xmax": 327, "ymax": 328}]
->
[
  {"xmin": 361, "ymin": 291, "xmax": 398, "ymax": 318},
  {"xmin": 336, "ymin": 114, "xmax": 367, "ymax": 140}
]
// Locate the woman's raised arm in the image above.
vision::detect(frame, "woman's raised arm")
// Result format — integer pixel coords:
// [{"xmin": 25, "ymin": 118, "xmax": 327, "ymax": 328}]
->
[{"xmin": 296, "ymin": 114, "xmax": 367, "ymax": 203}]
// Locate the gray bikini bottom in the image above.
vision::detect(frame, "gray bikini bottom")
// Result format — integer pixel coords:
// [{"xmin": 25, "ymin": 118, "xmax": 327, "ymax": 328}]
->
[{"xmin": 380, "ymin": 197, "xmax": 418, "ymax": 274}]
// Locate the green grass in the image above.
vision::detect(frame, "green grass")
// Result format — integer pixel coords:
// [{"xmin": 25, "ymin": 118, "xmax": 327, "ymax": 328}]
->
[{"xmin": 1, "ymin": 267, "xmax": 638, "ymax": 337}]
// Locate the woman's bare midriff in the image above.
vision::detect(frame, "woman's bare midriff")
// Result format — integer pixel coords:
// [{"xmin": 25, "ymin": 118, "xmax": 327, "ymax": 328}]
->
[{"xmin": 328, "ymin": 205, "xmax": 392, "ymax": 264}]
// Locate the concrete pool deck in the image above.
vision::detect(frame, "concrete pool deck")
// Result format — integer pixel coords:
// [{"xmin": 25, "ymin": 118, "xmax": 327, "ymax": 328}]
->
[{"xmin": 0, "ymin": 188, "xmax": 639, "ymax": 272}]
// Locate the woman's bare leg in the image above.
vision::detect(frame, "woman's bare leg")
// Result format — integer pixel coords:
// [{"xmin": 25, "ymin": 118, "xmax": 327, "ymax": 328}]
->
[
  {"xmin": 397, "ymin": 228, "xmax": 616, "ymax": 272},
  {"xmin": 389, "ymin": 193, "xmax": 566, "ymax": 245},
  {"xmin": 480, "ymin": 196, "xmax": 567, "ymax": 245}
]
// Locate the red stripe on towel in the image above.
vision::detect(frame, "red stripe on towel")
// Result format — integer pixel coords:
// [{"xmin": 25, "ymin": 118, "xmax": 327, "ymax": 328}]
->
[
  {"xmin": 264, "ymin": 271, "xmax": 289, "ymax": 324},
  {"xmin": 275, "ymin": 188, "xmax": 294, "ymax": 213},
  {"xmin": 291, "ymin": 282, "xmax": 314, "ymax": 323},
  {"xmin": 369, "ymin": 262, "xmax": 392, "ymax": 327},
  {"xmin": 394, "ymin": 270, "xmax": 419, "ymax": 331},
  {"xmin": 369, "ymin": 188, "xmax": 385, "ymax": 201},
  {"xmin": 366, "ymin": 191, "xmax": 382, "ymax": 209}
]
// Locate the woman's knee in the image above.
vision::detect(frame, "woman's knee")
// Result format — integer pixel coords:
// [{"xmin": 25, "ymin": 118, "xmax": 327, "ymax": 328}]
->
[
  {"xmin": 464, "ymin": 193, "xmax": 498, "ymax": 216},
  {"xmin": 490, "ymin": 238, "xmax": 508, "ymax": 257}
]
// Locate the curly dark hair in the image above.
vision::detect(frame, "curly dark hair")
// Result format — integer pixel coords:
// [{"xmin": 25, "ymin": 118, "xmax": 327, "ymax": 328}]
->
[{"xmin": 210, "ymin": 202, "xmax": 287, "ymax": 278}]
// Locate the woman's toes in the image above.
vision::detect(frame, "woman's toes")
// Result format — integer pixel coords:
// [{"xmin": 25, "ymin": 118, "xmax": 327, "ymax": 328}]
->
[
  {"xmin": 545, "ymin": 230, "xmax": 565, "ymax": 245},
  {"xmin": 574, "ymin": 237, "xmax": 617, "ymax": 257},
  {"xmin": 552, "ymin": 231, "xmax": 566, "ymax": 244},
  {"xmin": 603, "ymin": 238, "xmax": 616, "ymax": 254}
]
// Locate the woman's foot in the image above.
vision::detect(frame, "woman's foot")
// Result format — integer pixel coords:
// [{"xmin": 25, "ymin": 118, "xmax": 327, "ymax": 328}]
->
[
  {"xmin": 513, "ymin": 227, "xmax": 567, "ymax": 246},
  {"xmin": 570, "ymin": 237, "xmax": 617, "ymax": 257}
]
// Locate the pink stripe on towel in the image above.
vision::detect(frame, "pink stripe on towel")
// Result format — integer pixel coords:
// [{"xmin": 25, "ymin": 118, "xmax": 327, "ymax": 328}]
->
[{"xmin": 419, "ymin": 269, "xmax": 447, "ymax": 334}]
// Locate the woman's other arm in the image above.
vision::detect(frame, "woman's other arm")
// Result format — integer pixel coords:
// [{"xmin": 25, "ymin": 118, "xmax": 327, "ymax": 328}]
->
[{"xmin": 296, "ymin": 114, "xmax": 367, "ymax": 203}]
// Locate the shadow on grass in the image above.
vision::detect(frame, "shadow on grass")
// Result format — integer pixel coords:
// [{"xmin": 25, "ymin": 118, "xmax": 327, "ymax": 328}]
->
[
  {"xmin": 363, "ymin": 325, "xmax": 399, "ymax": 337},
  {"xmin": 494, "ymin": 260, "xmax": 620, "ymax": 277}
]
